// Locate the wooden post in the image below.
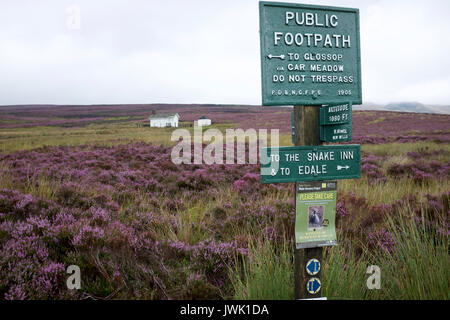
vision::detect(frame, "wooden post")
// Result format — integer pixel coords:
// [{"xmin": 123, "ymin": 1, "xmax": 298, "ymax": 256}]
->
[{"xmin": 293, "ymin": 105, "xmax": 323, "ymax": 299}]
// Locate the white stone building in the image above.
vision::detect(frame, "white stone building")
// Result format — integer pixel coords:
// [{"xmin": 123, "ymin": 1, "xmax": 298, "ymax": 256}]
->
[
  {"xmin": 195, "ymin": 115, "xmax": 211, "ymax": 127},
  {"xmin": 149, "ymin": 113, "xmax": 179, "ymax": 128}
]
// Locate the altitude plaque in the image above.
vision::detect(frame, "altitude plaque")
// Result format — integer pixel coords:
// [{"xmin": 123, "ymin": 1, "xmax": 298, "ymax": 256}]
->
[{"xmin": 320, "ymin": 102, "xmax": 352, "ymax": 125}]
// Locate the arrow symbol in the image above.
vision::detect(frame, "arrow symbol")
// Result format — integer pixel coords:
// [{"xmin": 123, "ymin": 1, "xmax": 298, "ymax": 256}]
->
[
  {"xmin": 306, "ymin": 259, "xmax": 320, "ymax": 275},
  {"xmin": 268, "ymin": 54, "xmax": 285, "ymax": 60},
  {"xmin": 337, "ymin": 165, "xmax": 350, "ymax": 170},
  {"xmin": 307, "ymin": 278, "xmax": 321, "ymax": 294},
  {"xmin": 311, "ymin": 278, "xmax": 321, "ymax": 292}
]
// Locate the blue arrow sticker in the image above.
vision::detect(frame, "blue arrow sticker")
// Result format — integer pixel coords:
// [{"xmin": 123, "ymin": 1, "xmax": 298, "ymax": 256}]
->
[
  {"xmin": 306, "ymin": 258, "xmax": 321, "ymax": 276},
  {"xmin": 306, "ymin": 277, "xmax": 321, "ymax": 295}
]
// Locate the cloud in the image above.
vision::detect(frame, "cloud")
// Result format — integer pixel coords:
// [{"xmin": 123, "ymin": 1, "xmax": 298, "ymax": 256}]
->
[
  {"xmin": 393, "ymin": 76, "xmax": 450, "ymax": 104},
  {"xmin": 0, "ymin": 0, "xmax": 449, "ymax": 105}
]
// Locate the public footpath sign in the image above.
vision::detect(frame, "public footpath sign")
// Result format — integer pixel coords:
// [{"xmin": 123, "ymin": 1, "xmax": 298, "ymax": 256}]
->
[
  {"xmin": 261, "ymin": 145, "xmax": 360, "ymax": 184},
  {"xmin": 259, "ymin": 1, "xmax": 363, "ymax": 300},
  {"xmin": 259, "ymin": 2, "xmax": 362, "ymax": 106}
]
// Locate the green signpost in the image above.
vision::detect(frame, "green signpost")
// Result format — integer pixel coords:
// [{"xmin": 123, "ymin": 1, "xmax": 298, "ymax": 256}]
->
[
  {"xmin": 258, "ymin": 1, "xmax": 362, "ymax": 300},
  {"xmin": 259, "ymin": 2, "xmax": 362, "ymax": 106},
  {"xmin": 261, "ymin": 144, "xmax": 360, "ymax": 183}
]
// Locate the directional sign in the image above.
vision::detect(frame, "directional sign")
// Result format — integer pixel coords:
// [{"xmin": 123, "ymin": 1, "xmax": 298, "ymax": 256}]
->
[
  {"xmin": 261, "ymin": 145, "xmax": 360, "ymax": 183},
  {"xmin": 306, "ymin": 259, "xmax": 321, "ymax": 276},
  {"xmin": 259, "ymin": 2, "xmax": 362, "ymax": 106},
  {"xmin": 320, "ymin": 123, "xmax": 352, "ymax": 142},
  {"xmin": 320, "ymin": 103, "xmax": 352, "ymax": 125},
  {"xmin": 306, "ymin": 277, "xmax": 321, "ymax": 295}
]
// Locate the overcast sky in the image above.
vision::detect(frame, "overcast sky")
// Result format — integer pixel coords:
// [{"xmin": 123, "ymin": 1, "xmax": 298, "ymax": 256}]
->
[{"xmin": 1, "ymin": 0, "xmax": 449, "ymax": 106}]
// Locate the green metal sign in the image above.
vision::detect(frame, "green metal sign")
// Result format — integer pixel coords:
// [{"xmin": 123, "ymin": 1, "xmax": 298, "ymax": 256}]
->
[
  {"xmin": 320, "ymin": 102, "xmax": 352, "ymax": 125},
  {"xmin": 320, "ymin": 123, "xmax": 352, "ymax": 142},
  {"xmin": 261, "ymin": 145, "xmax": 360, "ymax": 183},
  {"xmin": 259, "ymin": 2, "xmax": 362, "ymax": 106}
]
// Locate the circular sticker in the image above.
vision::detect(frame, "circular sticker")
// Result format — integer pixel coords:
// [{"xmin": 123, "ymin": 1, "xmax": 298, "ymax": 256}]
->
[
  {"xmin": 306, "ymin": 258, "xmax": 321, "ymax": 276},
  {"xmin": 306, "ymin": 277, "xmax": 321, "ymax": 295}
]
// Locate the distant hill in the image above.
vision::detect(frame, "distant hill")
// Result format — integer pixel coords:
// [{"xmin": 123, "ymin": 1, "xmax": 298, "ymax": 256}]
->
[
  {"xmin": 1, "ymin": 101, "xmax": 448, "ymax": 115},
  {"xmin": 354, "ymin": 102, "xmax": 449, "ymax": 114}
]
